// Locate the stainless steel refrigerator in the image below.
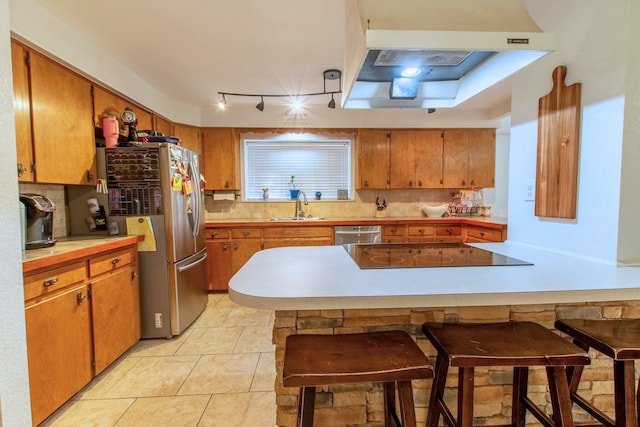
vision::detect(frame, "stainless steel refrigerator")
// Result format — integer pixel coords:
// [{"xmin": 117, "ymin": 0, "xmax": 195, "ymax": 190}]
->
[{"xmin": 97, "ymin": 143, "xmax": 208, "ymax": 338}]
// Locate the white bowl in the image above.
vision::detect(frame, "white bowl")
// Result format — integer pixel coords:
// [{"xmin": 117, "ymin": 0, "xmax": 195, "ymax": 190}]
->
[{"xmin": 422, "ymin": 204, "xmax": 449, "ymax": 218}]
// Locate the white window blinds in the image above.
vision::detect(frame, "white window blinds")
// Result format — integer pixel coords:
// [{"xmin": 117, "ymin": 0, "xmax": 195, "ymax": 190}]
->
[{"xmin": 243, "ymin": 138, "xmax": 351, "ymax": 200}]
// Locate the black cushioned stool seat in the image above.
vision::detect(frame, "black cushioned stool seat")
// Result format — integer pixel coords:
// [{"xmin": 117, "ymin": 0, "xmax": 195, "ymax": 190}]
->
[
  {"xmin": 421, "ymin": 321, "xmax": 590, "ymax": 427},
  {"xmin": 555, "ymin": 318, "xmax": 640, "ymax": 427},
  {"xmin": 283, "ymin": 330, "xmax": 433, "ymax": 427}
]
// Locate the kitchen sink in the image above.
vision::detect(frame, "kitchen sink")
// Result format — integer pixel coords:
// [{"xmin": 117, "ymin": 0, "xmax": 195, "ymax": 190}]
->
[{"xmin": 270, "ymin": 216, "xmax": 327, "ymax": 221}]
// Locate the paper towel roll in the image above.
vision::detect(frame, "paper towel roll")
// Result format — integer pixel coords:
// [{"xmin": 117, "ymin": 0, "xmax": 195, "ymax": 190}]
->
[{"xmin": 213, "ymin": 192, "xmax": 236, "ymax": 201}]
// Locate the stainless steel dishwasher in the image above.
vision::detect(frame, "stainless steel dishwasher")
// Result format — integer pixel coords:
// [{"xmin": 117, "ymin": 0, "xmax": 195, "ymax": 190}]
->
[{"xmin": 334, "ymin": 225, "xmax": 382, "ymax": 245}]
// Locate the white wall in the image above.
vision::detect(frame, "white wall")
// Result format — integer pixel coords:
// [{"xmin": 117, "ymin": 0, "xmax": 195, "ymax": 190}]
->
[
  {"xmin": 508, "ymin": 0, "xmax": 636, "ymax": 264},
  {"xmin": 0, "ymin": 0, "xmax": 33, "ymax": 424}
]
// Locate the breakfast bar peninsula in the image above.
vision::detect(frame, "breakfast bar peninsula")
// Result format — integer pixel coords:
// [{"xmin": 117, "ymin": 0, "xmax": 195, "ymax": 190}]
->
[{"xmin": 229, "ymin": 242, "xmax": 640, "ymax": 426}]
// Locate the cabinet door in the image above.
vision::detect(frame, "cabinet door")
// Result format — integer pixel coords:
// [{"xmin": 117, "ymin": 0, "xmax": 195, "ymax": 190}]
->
[
  {"xmin": 202, "ymin": 128, "xmax": 236, "ymax": 190},
  {"xmin": 468, "ymin": 129, "xmax": 496, "ymax": 188},
  {"xmin": 91, "ymin": 265, "xmax": 140, "ymax": 375},
  {"xmin": 153, "ymin": 115, "xmax": 173, "ymax": 136},
  {"xmin": 414, "ymin": 129, "xmax": 444, "ymax": 188},
  {"xmin": 174, "ymin": 123, "xmax": 202, "ymax": 154},
  {"xmin": 389, "ymin": 130, "xmax": 417, "ymax": 188},
  {"xmin": 443, "ymin": 129, "xmax": 469, "ymax": 188},
  {"xmin": 11, "ymin": 40, "xmax": 35, "ymax": 182},
  {"xmin": 230, "ymin": 239, "xmax": 262, "ymax": 276},
  {"xmin": 93, "ymin": 85, "xmax": 153, "ymax": 135},
  {"xmin": 30, "ymin": 51, "xmax": 96, "ymax": 184},
  {"xmin": 25, "ymin": 284, "xmax": 92, "ymax": 426},
  {"xmin": 206, "ymin": 240, "xmax": 232, "ymax": 292},
  {"xmin": 357, "ymin": 129, "xmax": 389, "ymax": 189}
]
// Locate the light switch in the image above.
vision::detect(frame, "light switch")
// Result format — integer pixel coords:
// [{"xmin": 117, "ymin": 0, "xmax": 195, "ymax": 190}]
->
[{"xmin": 525, "ymin": 180, "xmax": 535, "ymax": 201}]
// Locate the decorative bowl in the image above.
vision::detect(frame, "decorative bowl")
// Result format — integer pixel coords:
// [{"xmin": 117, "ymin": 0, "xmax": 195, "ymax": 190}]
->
[{"xmin": 422, "ymin": 204, "xmax": 449, "ymax": 218}]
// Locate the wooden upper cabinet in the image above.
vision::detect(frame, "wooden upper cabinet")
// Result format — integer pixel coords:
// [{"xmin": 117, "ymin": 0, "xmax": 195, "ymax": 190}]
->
[
  {"xmin": 11, "ymin": 40, "xmax": 34, "ymax": 182},
  {"xmin": 357, "ymin": 129, "xmax": 389, "ymax": 189},
  {"xmin": 390, "ymin": 129, "xmax": 443, "ymax": 189},
  {"xmin": 174, "ymin": 123, "xmax": 202, "ymax": 154},
  {"xmin": 92, "ymin": 85, "xmax": 153, "ymax": 136},
  {"xmin": 29, "ymin": 50, "xmax": 96, "ymax": 185},
  {"xmin": 202, "ymin": 127, "xmax": 237, "ymax": 190},
  {"xmin": 153, "ymin": 115, "xmax": 173, "ymax": 136},
  {"xmin": 443, "ymin": 129, "xmax": 495, "ymax": 189},
  {"xmin": 468, "ymin": 128, "xmax": 496, "ymax": 188}
]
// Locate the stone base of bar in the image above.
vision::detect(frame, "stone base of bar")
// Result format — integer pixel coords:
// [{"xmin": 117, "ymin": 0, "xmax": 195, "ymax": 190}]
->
[{"xmin": 273, "ymin": 301, "xmax": 640, "ymax": 427}]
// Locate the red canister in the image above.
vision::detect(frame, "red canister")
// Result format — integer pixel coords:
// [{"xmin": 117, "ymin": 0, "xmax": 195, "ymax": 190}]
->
[{"xmin": 101, "ymin": 114, "xmax": 119, "ymax": 147}]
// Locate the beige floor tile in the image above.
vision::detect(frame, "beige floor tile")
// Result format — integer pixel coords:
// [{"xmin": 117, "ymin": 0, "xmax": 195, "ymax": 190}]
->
[
  {"xmin": 41, "ymin": 398, "xmax": 135, "ymax": 427},
  {"xmin": 250, "ymin": 352, "xmax": 276, "ymax": 392},
  {"xmin": 176, "ymin": 326, "xmax": 244, "ymax": 355},
  {"xmin": 179, "ymin": 353, "xmax": 259, "ymax": 395},
  {"xmin": 114, "ymin": 395, "xmax": 211, "ymax": 427},
  {"xmin": 207, "ymin": 293, "xmax": 225, "ymax": 306},
  {"xmin": 191, "ymin": 307, "xmax": 232, "ymax": 328},
  {"xmin": 214, "ymin": 295, "xmax": 241, "ymax": 309},
  {"xmin": 234, "ymin": 326, "xmax": 275, "ymax": 353},
  {"xmin": 74, "ymin": 357, "xmax": 142, "ymax": 400},
  {"xmin": 198, "ymin": 391, "xmax": 276, "ymax": 427},
  {"xmin": 126, "ymin": 328, "xmax": 195, "ymax": 357},
  {"xmin": 223, "ymin": 307, "xmax": 273, "ymax": 327},
  {"xmin": 103, "ymin": 356, "xmax": 200, "ymax": 398}
]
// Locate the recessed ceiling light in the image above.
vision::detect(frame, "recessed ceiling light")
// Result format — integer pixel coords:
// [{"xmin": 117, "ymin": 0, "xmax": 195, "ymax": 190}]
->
[{"xmin": 400, "ymin": 67, "xmax": 421, "ymax": 77}]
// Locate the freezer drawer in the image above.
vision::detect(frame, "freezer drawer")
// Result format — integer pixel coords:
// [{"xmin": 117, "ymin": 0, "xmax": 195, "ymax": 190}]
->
[{"xmin": 169, "ymin": 249, "xmax": 208, "ymax": 336}]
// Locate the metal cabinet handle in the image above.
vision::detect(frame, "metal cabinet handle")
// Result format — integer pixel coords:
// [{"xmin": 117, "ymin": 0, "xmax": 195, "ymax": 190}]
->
[
  {"xmin": 223, "ymin": 243, "xmax": 228, "ymax": 250},
  {"xmin": 111, "ymin": 256, "xmax": 121, "ymax": 264},
  {"xmin": 211, "ymin": 231, "xmax": 219, "ymax": 238},
  {"xmin": 418, "ymin": 180, "xmax": 422, "ymax": 187},
  {"xmin": 17, "ymin": 163, "xmax": 27, "ymax": 177},
  {"xmin": 43, "ymin": 277, "xmax": 59, "ymax": 287},
  {"xmin": 131, "ymin": 270, "xmax": 137, "ymax": 280},
  {"xmin": 418, "ymin": 229, "xmax": 425, "ymax": 234},
  {"xmin": 242, "ymin": 231, "xmax": 250, "ymax": 237},
  {"xmin": 76, "ymin": 292, "xmax": 86, "ymax": 305},
  {"xmin": 233, "ymin": 243, "xmax": 238, "ymax": 250},
  {"xmin": 364, "ymin": 180, "xmax": 369, "ymax": 188}
]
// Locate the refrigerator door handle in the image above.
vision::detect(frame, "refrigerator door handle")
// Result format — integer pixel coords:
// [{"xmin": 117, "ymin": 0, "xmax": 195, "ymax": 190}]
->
[
  {"xmin": 190, "ymin": 158, "xmax": 201, "ymax": 238},
  {"xmin": 177, "ymin": 251, "xmax": 208, "ymax": 273}
]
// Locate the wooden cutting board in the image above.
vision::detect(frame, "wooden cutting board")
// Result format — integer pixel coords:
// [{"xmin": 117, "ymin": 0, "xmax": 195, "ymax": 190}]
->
[{"xmin": 535, "ymin": 66, "xmax": 582, "ymax": 219}]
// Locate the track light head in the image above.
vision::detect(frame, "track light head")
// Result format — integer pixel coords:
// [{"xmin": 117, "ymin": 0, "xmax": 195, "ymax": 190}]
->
[
  {"xmin": 427, "ymin": 108, "xmax": 436, "ymax": 114},
  {"xmin": 256, "ymin": 97, "xmax": 265, "ymax": 111},
  {"xmin": 328, "ymin": 93, "xmax": 336, "ymax": 109},
  {"xmin": 217, "ymin": 94, "xmax": 227, "ymax": 110}
]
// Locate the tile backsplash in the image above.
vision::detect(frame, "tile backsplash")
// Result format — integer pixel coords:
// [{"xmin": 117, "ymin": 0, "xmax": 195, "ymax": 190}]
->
[{"xmin": 19, "ymin": 183, "xmax": 67, "ymax": 238}]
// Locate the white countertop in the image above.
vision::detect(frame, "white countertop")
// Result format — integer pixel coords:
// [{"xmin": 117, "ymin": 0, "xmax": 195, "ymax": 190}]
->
[{"xmin": 228, "ymin": 241, "xmax": 640, "ymax": 310}]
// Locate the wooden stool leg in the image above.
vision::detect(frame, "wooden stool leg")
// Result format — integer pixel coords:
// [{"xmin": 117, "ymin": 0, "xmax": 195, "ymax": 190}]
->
[
  {"xmin": 384, "ymin": 382, "xmax": 398, "ymax": 427},
  {"xmin": 512, "ymin": 366, "xmax": 529, "ymax": 427},
  {"xmin": 297, "ymin": 386, "xmax": 316, "ymax": 427},
  {"xmin": 397, "ymin": 380, "xmax": 418, "ymax": 427},
  {"xmin": 614, "ymin": 360, "xmax": 637, "ymax": 427},
  {"xmin": 458, "ymin": 367, "xmax": 475, "ymax": 427},
  {"xmin": 426, "ymin": 354, "xmax": 449, "ymax": 427},
  {"xmin": 546, "ymin": 366, "xmax": 575, "ymax": 427}
]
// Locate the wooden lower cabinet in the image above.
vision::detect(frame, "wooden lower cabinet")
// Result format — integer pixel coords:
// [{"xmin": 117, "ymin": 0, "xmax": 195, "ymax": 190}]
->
[
  {"xmin": 463, "ymin": 225, "xmax": 506, "ymax": 242},
  {"xmin": 262, "ymin": 226, "xmax": 333, "ymax": 248},
  {"xmin": 206, "ymin": 228, "xmax": 262, "ymax": 292},
  {"xmin": 206, "ymin": 240, "xmax": 232, "ymax": 292},
  {"xmin": 23, "ymin": 245, "xmax": 140, "ymax": 426},
  {"xmin": 90, "ymin": 264, "xmax": 140, "ymax": 375},
  {"xmin": 25, "ymin": 283, "xmax": 93, "ymax": 426}
]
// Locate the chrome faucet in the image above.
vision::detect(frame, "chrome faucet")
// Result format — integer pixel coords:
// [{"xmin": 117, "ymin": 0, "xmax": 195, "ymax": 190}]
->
[{"xmin": 294, "ymin": 190, "xmax": 308, "ymax": 219}]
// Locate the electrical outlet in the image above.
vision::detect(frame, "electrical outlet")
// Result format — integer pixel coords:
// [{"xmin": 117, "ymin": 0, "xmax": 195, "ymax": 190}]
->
[{"xmin": 524, "ymin": 180, "xmax": 535, "ymax": 201}]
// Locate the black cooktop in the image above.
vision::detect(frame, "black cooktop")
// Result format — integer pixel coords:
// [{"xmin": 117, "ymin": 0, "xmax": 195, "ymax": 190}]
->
[{"xmin": 343, "ymin": 243, "xmax": 533, "ymax": 269}]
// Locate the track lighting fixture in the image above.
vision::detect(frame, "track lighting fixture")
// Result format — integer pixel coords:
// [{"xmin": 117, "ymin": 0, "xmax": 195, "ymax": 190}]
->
[{"xmin": 218, "ymin": 69, "xmax": 341, "ymax": 111}]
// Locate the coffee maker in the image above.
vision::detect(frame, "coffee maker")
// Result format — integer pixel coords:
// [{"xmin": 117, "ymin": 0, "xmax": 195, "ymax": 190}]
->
[{"xmin": 19, "ymin": 193, "xmax": 57, "ymax": 249}]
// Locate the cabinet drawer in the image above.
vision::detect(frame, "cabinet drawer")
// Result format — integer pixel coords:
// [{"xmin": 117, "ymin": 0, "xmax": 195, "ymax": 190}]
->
[
  {"xmin": 408, "ymin": 225, "xmax": 435, "ymax": 237},
  {"xmin": 263, "ymin": 226, "xmax": 333, "ymax": 239},
  {"xmin": 89, "ymin": 247, "xmax": 136, "ymax": 277},
  {"xmin": 207, "ymin": 228, "xmax": 230, "ymax": 240},
  {"xmin": 435, "ymin": 225, "xmax": 461, "ymax": 236},
  {"xmin": 263, "ymin": 238, "xmax": 332, "ymax": 249},
  {"xmin": 383, "ymin": 226, "xmax": 405, "ymax": 237},
  {"xmin": 24, "ymin": 261, "xmax": 86, "ymax": 301},
  {"xmin": 466, "ymin": 227, "xmax": 503, "ymax": 242},
  {"xmin": 231, "ymin": 228, "xmax": 261, "ymax": 239}
]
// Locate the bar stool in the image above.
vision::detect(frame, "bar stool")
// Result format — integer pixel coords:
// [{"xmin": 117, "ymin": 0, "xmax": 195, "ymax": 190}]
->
[
  {"xmin": 555, "ymin": 318, "xmax": 640, "ymax": 427},
  {"xmin": 421, "ymin": 321, "xmax": 590, "ymax": 427},
  {"xmin": 282, "ymin": 330, "xmax": 433, "ymax": 427}
]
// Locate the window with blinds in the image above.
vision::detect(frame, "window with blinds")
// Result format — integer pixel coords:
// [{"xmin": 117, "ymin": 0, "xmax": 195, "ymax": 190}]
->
[{"xmin": 243, "ymin": 136, "xmax": 352, "ymax": 200}]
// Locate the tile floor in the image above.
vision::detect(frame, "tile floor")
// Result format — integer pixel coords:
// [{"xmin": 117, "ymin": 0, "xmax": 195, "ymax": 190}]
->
[{"xmin": 41, "ymin": 294, "xmax": 277, "ymax": 427}]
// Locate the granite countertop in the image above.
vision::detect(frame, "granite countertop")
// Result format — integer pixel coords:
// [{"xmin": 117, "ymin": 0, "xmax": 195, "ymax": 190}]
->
[
  {"xmin": 228, "ymin": 241, "xmax": 640, "ymax": 310},
  {"xmin": 22, "ymin": 234, "xmax": 143, "ymax": 274},
  {"xmin": 206, "ymin": 216, "xmax": 508, "ymax": 228}
]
